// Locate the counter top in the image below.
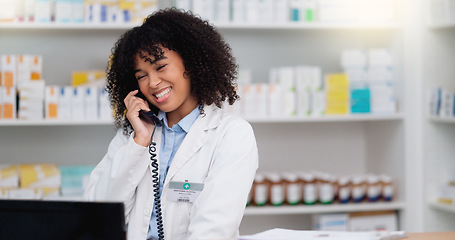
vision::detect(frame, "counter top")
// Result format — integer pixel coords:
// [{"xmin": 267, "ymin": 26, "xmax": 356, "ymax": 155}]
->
[{"xmin": 407, "ymin": 232, "xmax": 455, "ymax": 240}]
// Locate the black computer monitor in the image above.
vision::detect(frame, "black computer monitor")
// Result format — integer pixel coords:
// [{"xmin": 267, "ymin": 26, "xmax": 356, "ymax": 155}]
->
[{"xmin": 0, "ymin": 199, "xmax": 126, "ymax": 240}]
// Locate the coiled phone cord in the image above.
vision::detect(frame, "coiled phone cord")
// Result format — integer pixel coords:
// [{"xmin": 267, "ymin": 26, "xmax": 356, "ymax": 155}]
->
[{"xmin": 149, "ymin": 125, "xmax": 165, "ymax": 240}]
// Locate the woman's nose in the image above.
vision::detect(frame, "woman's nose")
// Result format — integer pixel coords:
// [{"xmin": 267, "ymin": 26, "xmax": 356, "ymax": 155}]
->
[{"xmin": 148, "ymin": 74, "xmax": 161, "ymax": 88}]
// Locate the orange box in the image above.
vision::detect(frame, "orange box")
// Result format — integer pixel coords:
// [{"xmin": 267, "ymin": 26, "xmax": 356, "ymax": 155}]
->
[
  {"xmin": 30, "ymin": 56, "xmax": 43, "ymax": 80},
  {"xmin": 45, "ymin": 86, "xmax": 59, "ymax": 119},
  {"xmin": 1, "ymin": 86, "xmax": 16, "ymax": 119},
  {"xmin": 1, "ymin": 55, "xmax": 16, "ymax": 87}
]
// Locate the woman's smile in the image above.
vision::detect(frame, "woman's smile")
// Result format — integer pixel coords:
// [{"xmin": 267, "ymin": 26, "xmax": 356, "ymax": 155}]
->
[{"xmin": 154, "ymin": 87, "xmax": 172, "ymax": 102}]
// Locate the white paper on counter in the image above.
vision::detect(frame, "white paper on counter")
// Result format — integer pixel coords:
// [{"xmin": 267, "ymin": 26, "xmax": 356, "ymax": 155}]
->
[{"xmin": 239, "ymin": 228, "xmax": 407, "ymax": 240}]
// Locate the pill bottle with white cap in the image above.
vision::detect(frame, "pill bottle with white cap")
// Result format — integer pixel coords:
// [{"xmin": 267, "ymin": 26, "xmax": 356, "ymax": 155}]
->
[{"xmin": 283, "ymin": 172, "xmax": 302, "ymax": 205}]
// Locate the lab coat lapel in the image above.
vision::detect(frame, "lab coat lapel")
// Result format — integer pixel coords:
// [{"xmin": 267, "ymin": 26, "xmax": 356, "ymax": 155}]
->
[{"xmin": 164, "ymin": 105, "xmax": 219, "ymax": 185}]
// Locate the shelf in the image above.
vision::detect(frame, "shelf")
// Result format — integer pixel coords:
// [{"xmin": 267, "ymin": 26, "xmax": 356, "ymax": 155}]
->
[
  {"xmin": 245, "ymin": 113, "xmax": 404, "ymax": 123},
  {"xmin": 429, "ymin": 202, "xmax": 455, "ymax": 214},
  {"xmin": 0, "ymin": 114, "xmax": 403, "ymax": 126},
  {"xmin": 428, "ymin": 22, "xmax": 455, "ymax": 30},
  {"xmin": 0, "ymin": 22, "xmax": 401, "ymax": 31},
  {"xmin": 0, "ymin": 119, "xmax": 113, "ymax": 126},
  {"xmin": 429, "ymin": 116, "xmax": 455, "ymax": 123},
  {"xmin": 244, "ymin": 201, "xmax": 405, "ymax": 215},
  {"xmin": 0, "ymin": 22, "xmax": 138, "ymax": 30}
]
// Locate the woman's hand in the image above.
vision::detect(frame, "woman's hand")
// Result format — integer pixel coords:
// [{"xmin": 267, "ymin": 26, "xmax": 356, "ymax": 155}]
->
[{"xmin": 124, "ymin": 90, "xmax": 155, "ymax": 147}]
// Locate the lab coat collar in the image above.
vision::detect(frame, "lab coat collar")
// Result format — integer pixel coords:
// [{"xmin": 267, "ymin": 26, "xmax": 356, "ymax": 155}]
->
[{"xmin": 162, "ymin": 104, "xmax": 221, "ymax": 189}]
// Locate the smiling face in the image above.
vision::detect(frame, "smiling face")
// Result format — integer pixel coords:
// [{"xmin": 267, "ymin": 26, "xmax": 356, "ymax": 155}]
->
[{"xmin": 134, "ymin": 47, "xmax": 198, "ymax": 124}]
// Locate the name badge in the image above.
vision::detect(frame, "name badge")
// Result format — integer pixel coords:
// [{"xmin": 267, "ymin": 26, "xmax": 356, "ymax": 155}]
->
[{"xmin": 167, "ymin": 181, "xmax": 204, "ymax": 203}]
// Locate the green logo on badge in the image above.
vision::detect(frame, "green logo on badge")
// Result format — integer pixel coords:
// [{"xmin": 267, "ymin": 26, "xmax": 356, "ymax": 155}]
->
[{"xmin": 183, "ymin": 183, "xmax": 191, "ymax": 190}]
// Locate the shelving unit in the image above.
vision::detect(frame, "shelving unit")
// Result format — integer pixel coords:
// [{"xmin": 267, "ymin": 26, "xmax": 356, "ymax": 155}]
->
[
  {"xmin": 0, "ymin": 0, "xmax": 429, "ymax": 235},
  {"xmin": 422, "ymin": 0, "xmax": 455, "ymax": 232}
]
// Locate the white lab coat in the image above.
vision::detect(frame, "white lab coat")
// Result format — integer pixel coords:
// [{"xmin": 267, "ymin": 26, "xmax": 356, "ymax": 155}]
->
[{"xmin": 84, "ymin": 104, "xmax": 258, "ymax": 240}]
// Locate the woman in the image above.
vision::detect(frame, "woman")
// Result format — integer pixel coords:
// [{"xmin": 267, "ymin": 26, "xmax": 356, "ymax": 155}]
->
[{"xmin": 84, "ymin": 8, "xmax": 258, "ymax": 240}]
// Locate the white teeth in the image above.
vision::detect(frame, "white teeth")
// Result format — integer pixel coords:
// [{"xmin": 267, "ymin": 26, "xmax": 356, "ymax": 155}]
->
[{"xmin": 155, "ymin": 88, "xmax": 171, "ymax": 99}]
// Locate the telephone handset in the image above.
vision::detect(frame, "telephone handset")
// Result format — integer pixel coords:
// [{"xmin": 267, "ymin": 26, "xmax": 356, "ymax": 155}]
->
[
  {"xmin": 135, "ymin": 86, "xmax": 165, "ymax": 240},
  {"xmin": 135, "ymin": 87, "xmax": 162, "ymax": 127},
  {"xmin": 139, "ymin": 110, "xmax": 162, "ymax": 127}
]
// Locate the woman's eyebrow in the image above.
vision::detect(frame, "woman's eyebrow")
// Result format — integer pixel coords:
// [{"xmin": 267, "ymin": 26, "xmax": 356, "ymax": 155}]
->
[
  {"xmin": 145, "ymin": 55, "xmax": 168, "ymax": 65},
  {"xmin": 134, "ymin": 56, "xmax": 168, "ymax": 73}
]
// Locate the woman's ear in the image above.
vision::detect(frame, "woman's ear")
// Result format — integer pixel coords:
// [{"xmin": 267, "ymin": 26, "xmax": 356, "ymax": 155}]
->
[{"xmin": 183, "ymin": 71, "xmax": 190, "ymax": 79}]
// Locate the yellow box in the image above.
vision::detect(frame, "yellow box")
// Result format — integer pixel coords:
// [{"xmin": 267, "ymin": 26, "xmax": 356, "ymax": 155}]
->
[
  {"xmin": 72, "ymin": 70, "xmax": 106, "ymax": 86},
  {"xmin": 19, "ymin": 164, "xmax": 61, "ymax": 189},
  {"xmin": 72, "ymin": 71, "xmax": 88, "ymax": 86},
  {"xmin": 326, "ymin": 73, "xmax": 349, "ymax": 87},
  {"xmin": 326, "ymin": 91, "xmax": 349, "ymax": 100},
  {"xmin": 326, "ymin": 105, "xmax": 349, "ymax": 115}
]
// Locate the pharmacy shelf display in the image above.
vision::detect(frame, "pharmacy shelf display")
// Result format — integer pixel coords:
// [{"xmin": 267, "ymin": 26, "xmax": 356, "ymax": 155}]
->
[{"xmin": 0, "ymin": 17, "xmax": 408, "ymax": 232}]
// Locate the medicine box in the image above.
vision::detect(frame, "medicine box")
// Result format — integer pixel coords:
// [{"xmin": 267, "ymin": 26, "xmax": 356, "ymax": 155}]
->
[
  {"xmin": 1, "ymin": 55, "xmax": 17, "ymax": 87},
  {"xmin": 59, "ymin": 165, "xmax": 94, "ymax": 197},
  {"xmin": 17, "ymin": 55, "xmax": 32, "ymax": 88},
  {"xmin": 348, "ymin": 211, "xmax": 398, "ymax": 231},
  {"xmin": 30, "ymin": 55, "xmax": 43, "ymax": 80},
  {"xmin": 58, "ymin": 86, "xmax": 73, "ymax": 120},
  {"xmin": 45, "ymin": 85, "xmax": 59, "ymax": 119},
  {"xmin": 34, "ymin": 0, "xmax": 52, "ymax": 22},
  {"xmin": 72, "ymin": 86, "xmax": 86, "ymax": 120},
  {"xmin": 99, "ymin": 87, "xmax": 112, "ymax": 120},
  {"xmin": 325, "ymin": 73, "xmax": 350, "ymax": 115},
  {"xmin": 19, "ymin": 164, "xmax": 61, "ymax": 189},
  {"xmin": 18, "ymin": 80, "xmax": 45, "ymax": 120},
  {"xmin": 1, "ymin": 86, "xmax": 16, "ymax": 119},
  {"xmin": 312, "ymin": 213, "xmax": 349, "ymax": 231},
  {"xmin": 84, "ymin": 86, "xmax": 99, "ymax": 120}
]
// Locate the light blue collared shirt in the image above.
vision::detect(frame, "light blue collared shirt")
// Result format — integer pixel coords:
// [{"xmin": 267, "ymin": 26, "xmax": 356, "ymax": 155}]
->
[{"xmin": 147, "ymin": 107, "xmax": 200, "ymax": 240}]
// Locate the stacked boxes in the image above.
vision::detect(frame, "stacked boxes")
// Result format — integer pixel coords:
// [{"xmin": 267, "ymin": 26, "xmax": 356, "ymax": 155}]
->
[
  {"xmin": 17, "ymin": 164, "xmax": 61, "ymax": 199},
  {"xmin": 428, "ymin": 86, "xmax": 455, "ymax": 118},
  {"xmin": 59, "ymin": 165, "xmax": 94, "ymax": 197},
  {"xmin": 368, "ymin": 49, "xmax": 395, "ymax": 114},
  {"xmin": 1, "ymin": 55, "xmax": 17, "ymax": 120},
  {"xmin": 350, "ymin": 81, "xmax": 370, "ymax": 113},
  {"xmin": 0, "ymin": 54, "xmax": 113, "ymax": 122},
  {"xmin": 18, "ymin": 80, "xmax": 45, "ymax": 120},
  {"xmin": 1, "ymin": 54, "xmax": 44, "ymax": 120},
  {"xmin": 341, "ymin": 49, "xmax": 370, "ymax": 114},
  {"xmin": 0, "ymin": 164, "xmax": 94, "ymax": 200}
]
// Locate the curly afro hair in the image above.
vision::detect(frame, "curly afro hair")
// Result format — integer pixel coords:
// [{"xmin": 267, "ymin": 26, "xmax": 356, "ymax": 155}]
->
[{"xmin": 106, "ymin": 8, "xmax": 239, "ymax": 134}]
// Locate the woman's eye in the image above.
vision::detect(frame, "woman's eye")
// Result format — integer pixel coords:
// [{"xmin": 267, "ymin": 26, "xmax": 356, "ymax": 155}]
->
[
  {"xmin": 156, "ymin": 64, "xmax": 167, "ymax": 71},
  {"xmin": 136, "ymin": 75, "xmax": 146, "ymax": 81}
]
